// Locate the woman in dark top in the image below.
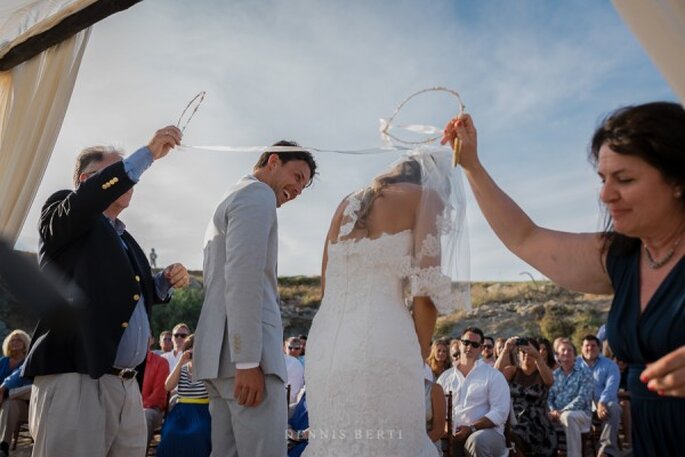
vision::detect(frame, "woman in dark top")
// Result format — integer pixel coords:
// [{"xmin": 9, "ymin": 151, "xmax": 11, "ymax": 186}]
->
[
  {"xmin": 442, "ymin": 103, "xmax": 685, "ymax": 455},
  {"xmin": 497, "ymin": 337, "xmax": 556, "ymax": 457}
]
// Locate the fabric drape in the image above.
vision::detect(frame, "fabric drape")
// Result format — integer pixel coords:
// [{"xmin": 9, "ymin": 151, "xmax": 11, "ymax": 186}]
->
[
  {"xmin": 0, "ymin": 28, "xmax": 90, "ymax": 243},
  {"xmin": 612, "ymin": 0, "xmax": 685, "ymax": 104}
]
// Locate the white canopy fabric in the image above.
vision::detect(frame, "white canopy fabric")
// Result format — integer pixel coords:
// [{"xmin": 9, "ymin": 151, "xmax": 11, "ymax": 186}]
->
[
  {"xmin": 612, "ymin": 0, "xmax": 685, "ymax": 104},
  {"xmin": 0, "ymin": 0, "xmax": 97, "ymax": 61},
  {"xmin": 0, "ymin": 28, "xmax": 89, "ymax": 244},
  {"xmin": 0, "ymin": 0, "xmax": 96, "ymax": 244}
]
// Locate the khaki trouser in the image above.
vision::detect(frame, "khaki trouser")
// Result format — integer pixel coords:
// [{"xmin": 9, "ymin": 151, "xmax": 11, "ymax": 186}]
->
[
  {"xmin": 0, "ymin": 397, "xmax": 29, "ymax": 443},
  {"xmin": 559, "ymin": 410, "xmax": 591, "ymax": 457},
  {"xmin": 29, "ymin": 373, "xmax": 146, "ymax": 457}
]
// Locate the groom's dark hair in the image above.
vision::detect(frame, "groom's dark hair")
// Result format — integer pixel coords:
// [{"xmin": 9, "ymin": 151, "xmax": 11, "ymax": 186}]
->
[{"xmin": 254, "ymin": 140, "xmax": 317, "ymax": 187}]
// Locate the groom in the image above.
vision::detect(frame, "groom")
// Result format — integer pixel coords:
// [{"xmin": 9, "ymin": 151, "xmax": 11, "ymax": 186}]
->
[{"xmin": 195, "ymin": 141, "xmax": 316, "ymax": 456}]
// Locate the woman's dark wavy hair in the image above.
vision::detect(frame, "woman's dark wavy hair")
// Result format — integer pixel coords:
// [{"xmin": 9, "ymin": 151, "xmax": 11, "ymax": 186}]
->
[{"xmin": 588, "ymin": 101, "xmax": 685, "ymax": 255}]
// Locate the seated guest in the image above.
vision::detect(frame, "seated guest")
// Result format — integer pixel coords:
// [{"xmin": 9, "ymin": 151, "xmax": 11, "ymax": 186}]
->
[
  {"xmin": 157, "ymin": 335, "xmax": 210, "ymax": 457},
  {"xmin": 579, "ymin": 335, "xmax": 621, "ymax": 457},
  {"xmin": 437, "ymin": 327, "xmax": 510, "ymax": 457},
  {"xmin": 494, "ymin": 337, "xmax": 506, "ymax": 360},
  {"xmin": 155, "ymin": 330, "xmax": 173, "ymax": 355},
  {"xmin": 603, "ymin": 342, "xmax": 631, "ymax": 449},
  {"xmin": 538, "ymin": 337, "xmax": 557, "ymax": 370},
  {"xmin": 284, "ymin": 337, "xmax": 305, "ymax": 404},
  {"xmin": 548, "ymin": 338, "xmax": 593, "ymax": 457},
  {"xmin": 143, "ymin": 337, "xmax": 170, "ymax": 447},
  {"xmin": 427, "ymin": 339, "xmax": 451, "ymax": 380},
  {"xmin": 287, "ymin": 389, "xmax": 309, "ymax": 457},
  {"xmin": 480, "ymin": 336, "xmax": 496, "ymax": 366},
  {"xmin": 498, "ymin": 337, "xmax": 557, "ymax": 457},
  {"xmin": 162, "ymin": 323, "xmax": 190, "ymax": 370},
  {"xmin": 0, "ymin": 330, "xmax": 31, "ymax": 457},
  {"xmin": 298, "ymin": 334, "xmax": 307, "ymax": 366}
]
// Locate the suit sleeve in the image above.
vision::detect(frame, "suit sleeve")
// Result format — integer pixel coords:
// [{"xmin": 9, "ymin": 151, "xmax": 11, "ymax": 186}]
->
[{"xmin": 223, "ymin": 184, "xmax": 276, "ymax": 364}]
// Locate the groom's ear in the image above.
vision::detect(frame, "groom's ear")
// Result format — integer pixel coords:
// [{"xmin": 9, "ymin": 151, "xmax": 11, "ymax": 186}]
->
[{"xmin": 266, "ymin": 153, "xmax": 282, "ymax": 169}]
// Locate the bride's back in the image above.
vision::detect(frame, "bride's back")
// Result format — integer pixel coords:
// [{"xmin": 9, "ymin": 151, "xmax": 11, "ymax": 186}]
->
[{"xmin": 330, "ymin": 182, "xmax": 421, "ymax": 243}]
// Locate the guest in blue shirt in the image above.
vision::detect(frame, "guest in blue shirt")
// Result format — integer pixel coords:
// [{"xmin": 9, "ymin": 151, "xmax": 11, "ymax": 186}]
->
[
  {"xmin": 0, "ymin": 330, "xmax": 31, "ymax": 457},
  {"xmin": 579, "ymin": 334, "xmax": 621, "ymax": 457},
  {"xmin": 548, "ymin": 338, "xmax": 593, "ymax": 457}
]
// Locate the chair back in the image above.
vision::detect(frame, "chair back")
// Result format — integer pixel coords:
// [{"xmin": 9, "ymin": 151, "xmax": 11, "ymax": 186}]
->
[{"xmin": 443, "ymin": 391, "xmax": 453, "ymax": 457}]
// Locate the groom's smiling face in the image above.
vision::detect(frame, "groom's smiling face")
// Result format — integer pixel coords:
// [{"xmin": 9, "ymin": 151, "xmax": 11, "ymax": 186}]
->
[{"xmin": 269, "ymin": 157, "xmax": 312, "ymax": 207}]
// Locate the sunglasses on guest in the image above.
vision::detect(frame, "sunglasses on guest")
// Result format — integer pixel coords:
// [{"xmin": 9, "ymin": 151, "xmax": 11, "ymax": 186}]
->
[
  {"xmin": 460, "ymin": 339, "xmax": 482, "ymax": 349},
  {"xmin": 288, "ymin": 346, "xmax": 301, "ymax": 350},
  {"xmin": 173, "ymin": 333, "xmax": 189, "ymax": 338},
  {"xmin": 482, "ymin": 344, "xmax": 494, "ymax": 349}
]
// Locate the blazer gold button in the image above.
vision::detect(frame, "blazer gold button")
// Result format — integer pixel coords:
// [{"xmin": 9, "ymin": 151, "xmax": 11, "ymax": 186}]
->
[
  {"xmin": 121, "ymin": 322, "xmax": 128, "ymax": 328},
  {"xmin": 113, "ymin": 177, "xmax": 119, "ymax": 183},
  {"xmin": 133, "ymin": 294, "xmax": 140, "ymax": 301},
  {"xmin": 102, "ymin": 184, "xmax": 108, "ymax": 190},
  {"xmin": 135, "ymin": 275, "xmax": 140, "ymax": 282}
]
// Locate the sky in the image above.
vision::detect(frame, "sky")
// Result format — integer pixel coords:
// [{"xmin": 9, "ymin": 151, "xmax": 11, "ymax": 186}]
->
[{"xmin": 15, "ymin": 0, "xmax": 677, "ymax": 280}]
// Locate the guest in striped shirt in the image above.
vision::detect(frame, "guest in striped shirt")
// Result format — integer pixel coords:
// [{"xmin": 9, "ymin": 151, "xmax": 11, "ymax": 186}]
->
[{"xmin": 157, "ymin": 334, "xmax": 211, "ymax": 457}]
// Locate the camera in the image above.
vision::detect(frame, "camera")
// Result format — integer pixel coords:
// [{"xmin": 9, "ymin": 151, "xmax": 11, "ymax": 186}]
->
[{"xmin": 515, "ymin": 337, "xmax": 529, "ymax": 346}]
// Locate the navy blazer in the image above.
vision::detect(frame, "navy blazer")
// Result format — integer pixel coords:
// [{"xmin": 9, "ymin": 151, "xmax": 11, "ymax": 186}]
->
[{"xmin": 23, "ymin": 160, "xmax": 168, "ymax": 380}]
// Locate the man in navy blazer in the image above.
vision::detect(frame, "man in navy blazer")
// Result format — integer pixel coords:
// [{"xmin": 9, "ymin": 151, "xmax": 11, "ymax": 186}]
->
[{"xmin": 23, "ymin": 125, "xmax": 190, "ymax": 457}]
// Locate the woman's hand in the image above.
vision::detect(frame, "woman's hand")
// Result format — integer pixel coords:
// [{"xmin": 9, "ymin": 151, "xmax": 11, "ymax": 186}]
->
[
  {"xmin": 180, "ymin": 349, "xmax": 193, "ymax": 365},
  {"xmin": 641, "ymin": 346, "xmax": 685, "ymax": 397},
  {"xmin": 440, "ymin": 113, "xmax": 478, "ymax": 170},
  {"xmin": 504, "ymin": 337, "xmax": 518, "ymax": 352}
]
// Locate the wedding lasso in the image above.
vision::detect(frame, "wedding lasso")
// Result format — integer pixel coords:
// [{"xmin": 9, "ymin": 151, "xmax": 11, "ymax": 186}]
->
[{"xmin": 177, "ymin": 87, "xmax": 466, "ymax": 167}]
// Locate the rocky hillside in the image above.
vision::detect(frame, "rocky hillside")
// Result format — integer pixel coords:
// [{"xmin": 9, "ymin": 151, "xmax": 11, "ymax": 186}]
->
[
  {"xmin": 2, "ymin": 263, "xmax": 612, "ymax": 346},
  {"xmin": 280, "ymin": 278, "xmax": 612, "ymax": 344}
]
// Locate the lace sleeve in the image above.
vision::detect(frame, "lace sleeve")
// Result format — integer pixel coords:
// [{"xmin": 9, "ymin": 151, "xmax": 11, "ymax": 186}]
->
[{"xmin": 338, "ymin": 193, "xmax": 361, "ymax": 240}]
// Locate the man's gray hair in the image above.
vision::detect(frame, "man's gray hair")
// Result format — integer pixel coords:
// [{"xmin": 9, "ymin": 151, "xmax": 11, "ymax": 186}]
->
[{"xmin": 73, "ymin": 146, "xmax": 124, "ymax": 187}]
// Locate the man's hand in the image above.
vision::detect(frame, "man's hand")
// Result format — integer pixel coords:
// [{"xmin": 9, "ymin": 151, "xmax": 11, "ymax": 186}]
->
[
  {"xmin": 234, "ymin": 366, "xmax": 265, "ymax": 407},
  {"xmin": 148, "ymin": 126, "xmax": 182, "ymax": 161},
  {"xmin": 548, "ymin": 410, "xmax": 560, "ymax": 423},
  {"xmin": 452, "ymin": 426, "xmax": 471, "ymax": 443},
  {"xmin": 163, "ymin": 263, "xmax": 190, "ymax": 289},
  {"xmin": 597, "ymin": 402, "xmax": 609, "ymax": 421}
]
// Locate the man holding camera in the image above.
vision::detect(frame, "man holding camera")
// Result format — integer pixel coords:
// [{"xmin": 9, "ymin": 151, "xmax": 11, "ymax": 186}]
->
[{"xmin": 436, "ymin": 327, "xmax": 510, "ymax": 457}]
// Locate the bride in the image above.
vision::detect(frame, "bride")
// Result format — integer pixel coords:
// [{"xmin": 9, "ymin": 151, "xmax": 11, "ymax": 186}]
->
[{"xmin": 303, "ymin": 146, "xmax": 470, "ymax": 456}]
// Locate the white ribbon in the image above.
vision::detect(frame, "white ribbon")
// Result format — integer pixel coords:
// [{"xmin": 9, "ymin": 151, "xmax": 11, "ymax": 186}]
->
[{"xmin": 179, "ymin": 87, "xmax": 465, "ymax": 155}]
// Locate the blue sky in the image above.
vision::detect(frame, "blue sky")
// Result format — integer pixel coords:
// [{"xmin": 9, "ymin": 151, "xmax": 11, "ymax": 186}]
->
[{"xmin": 16, "ymin": 0, "xmax": 677, "ymax": 280}]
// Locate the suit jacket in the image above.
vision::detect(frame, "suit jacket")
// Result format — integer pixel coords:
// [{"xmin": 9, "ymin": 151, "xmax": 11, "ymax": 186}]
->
[
  {"xmin": 23, "ymin": 160, "xmax": 168, "ymax": 380},
  {"xmin": 194, "ymin": 175, "xmax": 287, "ymax": 384}
]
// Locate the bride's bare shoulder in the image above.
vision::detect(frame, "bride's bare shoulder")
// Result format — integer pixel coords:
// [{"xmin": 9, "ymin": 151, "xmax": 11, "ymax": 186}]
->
[{"xmin": 382, "ymin": 183, "xmax": 422, "ymax": 203}]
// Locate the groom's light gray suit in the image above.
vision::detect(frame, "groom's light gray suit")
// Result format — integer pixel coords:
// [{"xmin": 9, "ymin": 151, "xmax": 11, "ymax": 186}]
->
[{"xmin": 195, "ymin": 175, "xmax": 287, "ymax": 457}]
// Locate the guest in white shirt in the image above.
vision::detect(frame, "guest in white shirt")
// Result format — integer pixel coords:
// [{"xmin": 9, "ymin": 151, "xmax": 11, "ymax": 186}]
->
[
  {"xmin": 284, "ymin": 337, "xmax": 305, "ymax": 405},
  {"xmin": 162, "ymin": 323, "xmax": 190, "ymax": 371},
  {"xmin": 437, "ymin": 327, "xmax": 510, "ymax": 457}
]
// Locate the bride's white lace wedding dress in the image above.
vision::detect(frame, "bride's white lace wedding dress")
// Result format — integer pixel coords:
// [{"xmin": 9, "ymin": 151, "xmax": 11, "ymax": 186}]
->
[
  {"xmin": 303, "ymin": 148, "xmax": 469, "ymax": 457},
  {"xmin": 303, "ymin": 200, "xmax": 454, "ymax": 455},
  {"xmin": 304, "ymin": 231, "xmax": 439, "ymax": 457}
]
